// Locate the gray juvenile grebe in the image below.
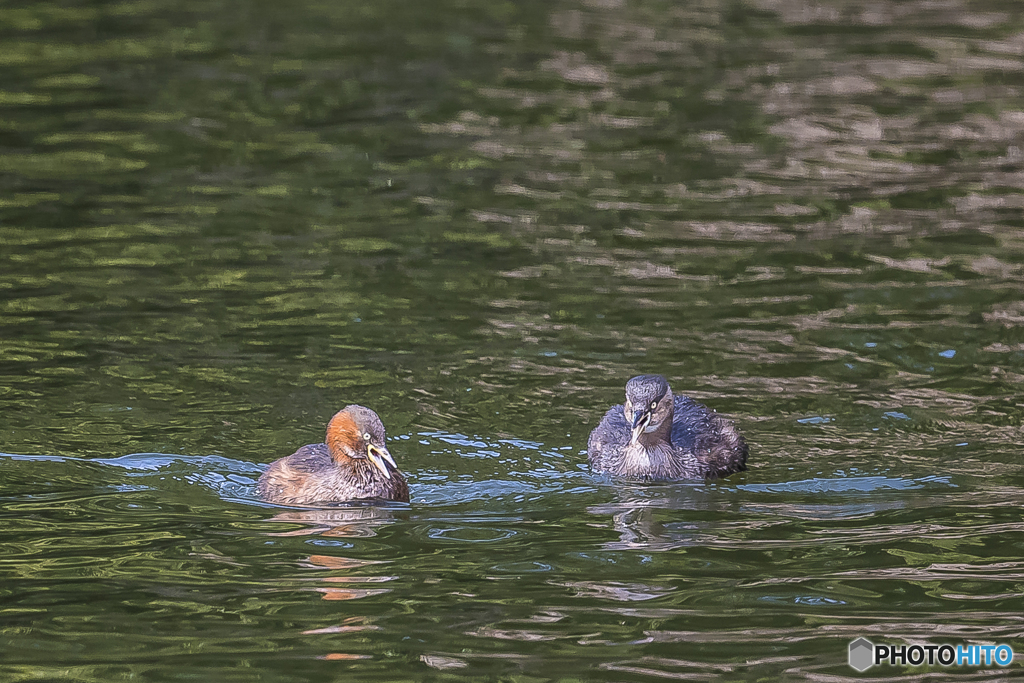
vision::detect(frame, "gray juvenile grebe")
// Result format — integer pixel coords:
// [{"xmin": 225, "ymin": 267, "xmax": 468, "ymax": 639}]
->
[{"xmin": 588, "ymin": 375, "xmax": 747, "ymax": 481}]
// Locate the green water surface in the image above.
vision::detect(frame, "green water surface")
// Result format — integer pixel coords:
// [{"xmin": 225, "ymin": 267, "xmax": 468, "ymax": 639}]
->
[{"xmin": 1, "ymin": 0, "xmax": 1023, "ymax": 680}]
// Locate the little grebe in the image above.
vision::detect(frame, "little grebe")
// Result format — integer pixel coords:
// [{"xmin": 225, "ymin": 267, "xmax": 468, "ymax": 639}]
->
[
  {"xmin": 588, "ymin": 375, "xmax": 747, "ymax": 481},
  {"xmin": 258, "ymin": 405, "xmax": 410, "ymax": 505}
]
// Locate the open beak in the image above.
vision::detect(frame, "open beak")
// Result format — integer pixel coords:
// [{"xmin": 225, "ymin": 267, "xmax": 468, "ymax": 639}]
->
[
  {"xmin": 630, "ymin": 408, "xmax": 652, "ymax": 444},
  {"xmin": 366, "ymin": 443, "xmax": 397, "ymax": 479}
]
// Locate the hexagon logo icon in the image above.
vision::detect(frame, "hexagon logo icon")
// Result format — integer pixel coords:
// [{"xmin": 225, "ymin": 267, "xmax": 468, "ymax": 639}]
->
[{"xmin": 849, "ymin": 637, "xmax": 874, "ymax": 672}]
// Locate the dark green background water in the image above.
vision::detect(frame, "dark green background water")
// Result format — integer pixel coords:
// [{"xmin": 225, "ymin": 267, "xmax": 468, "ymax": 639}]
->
[{"xmin": 2, "ymin": 0, "xmax": 1023, "ymax": 680}]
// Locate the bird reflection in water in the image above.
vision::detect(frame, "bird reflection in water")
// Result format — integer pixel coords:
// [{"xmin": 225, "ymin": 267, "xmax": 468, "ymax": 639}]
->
[
  {"xmin": 297, "ymin": 552, "xmax": 395, "ymax": 602},
  {"xmin": 264, "ymin": 503, "xmax": 400, "ymax": 539},
  {"xmin": 587, "ymin": 485, "xmax": 721, "ymax": 551},
  {"xmin": 304, "ymin": 616, "xmax": 379, "ymax": 661},
  {"xmin": 262, "ymin": 505, "xmax": 400, "ymax": 600},
  {"xmin": 590, "ymin": 482, "xmax": 914, "ymax": 550},
  {"xmin": 274, "ymin": 519, "xmax": 397, "ymax": 662},
  {"xmin": 297, "ymin": 556, "xmax": 392, "ymax": 661}
]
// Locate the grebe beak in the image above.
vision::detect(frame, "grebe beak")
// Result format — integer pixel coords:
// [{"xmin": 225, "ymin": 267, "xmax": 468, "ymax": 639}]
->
[
  {"xmin": 630, "ymin": 408, "xmax": 652, "ymax": 444},
  {"xmin": 366, "ymin": 443, "xmax": 397, "ymax": 479}
]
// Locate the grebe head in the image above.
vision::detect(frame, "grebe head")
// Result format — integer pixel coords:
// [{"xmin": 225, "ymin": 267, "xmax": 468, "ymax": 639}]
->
[
  {"xmin": 325, "ymin": 405, "xmax": 398, "ymax": 479},
  {"xmin": 623, "ymin": 375, "xmax": 674, "ymax": 444}
]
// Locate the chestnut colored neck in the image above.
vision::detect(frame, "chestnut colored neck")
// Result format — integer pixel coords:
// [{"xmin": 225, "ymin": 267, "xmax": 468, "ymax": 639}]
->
[{"xmin": 325, "ymin": 411, "xmax": 360, "ymax": 463}]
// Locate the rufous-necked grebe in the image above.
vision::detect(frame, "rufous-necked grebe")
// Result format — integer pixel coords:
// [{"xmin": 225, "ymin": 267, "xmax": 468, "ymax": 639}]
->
[{"xmin": 258, "ymin": 405, "xmax": 409, "ymax": 505}]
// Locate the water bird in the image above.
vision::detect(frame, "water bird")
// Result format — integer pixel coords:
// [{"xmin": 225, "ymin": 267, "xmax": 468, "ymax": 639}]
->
[
  {"xmin": 258, "ymin": 405, "xmax": 409, "ymax": 505},
  {"xmin": 587, "ymin": 375, "xmax": 747, "ymax": 481}
]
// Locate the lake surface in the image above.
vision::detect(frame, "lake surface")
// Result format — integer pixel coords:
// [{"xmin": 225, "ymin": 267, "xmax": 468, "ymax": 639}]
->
[{"xmin": 1, "ymin": 0, "xmax": 1023, "ymax": 680}]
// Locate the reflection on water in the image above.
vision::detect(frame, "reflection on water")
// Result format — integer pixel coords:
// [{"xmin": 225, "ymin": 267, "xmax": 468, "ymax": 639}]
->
[
  {"xmin": 3, "ymin": 0, "xmax": 1024, "ymax": 679},
  {"xmin": 265, "ymin": 506, "xmax": 400, "ymax": 538},
  {"xmin": 587, "ymin": 475, "xmax": 942, "ymax": 549},
  {"xmin": 556, "ymin": 580, "xmax": 673, "ymax": 602},
  {"xmin": 588, "ymin": 483, "xmax": 719, "ymax": 550},
  {"xmin": 301, "ymin": 553, "xmax": 396, "ymax": 602},
  {"xmin": 3, "ymin": 428, "xmax": 1024, "ymax": 679}
]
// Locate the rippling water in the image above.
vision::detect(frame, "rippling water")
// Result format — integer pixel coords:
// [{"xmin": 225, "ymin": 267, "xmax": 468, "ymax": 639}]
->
[
  {"xmin": 3, "ymin": 440, "xmax": 1020, "ymax": 680},
  {"xmin": 2, "ymin": 0, "xmax": 1023, "ymax": 679}
]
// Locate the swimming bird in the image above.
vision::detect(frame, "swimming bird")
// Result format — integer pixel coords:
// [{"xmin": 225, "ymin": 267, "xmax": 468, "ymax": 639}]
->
[
  {"xmin": 587, "ymin": 375, "xmax": 747, "ymax": 481},
  {"xmin": 258, "ymin": 405, "xmax": 409, "ymax": 505}
]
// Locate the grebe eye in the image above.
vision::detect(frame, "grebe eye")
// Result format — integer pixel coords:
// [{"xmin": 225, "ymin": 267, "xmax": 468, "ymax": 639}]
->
[
  {"xmin": 651, "ymin": 401, "xmax": 657, "ymax": 409},
  {"xmin": 363, "ymin": 432, "xmax": 371, "ymax": 441}
]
